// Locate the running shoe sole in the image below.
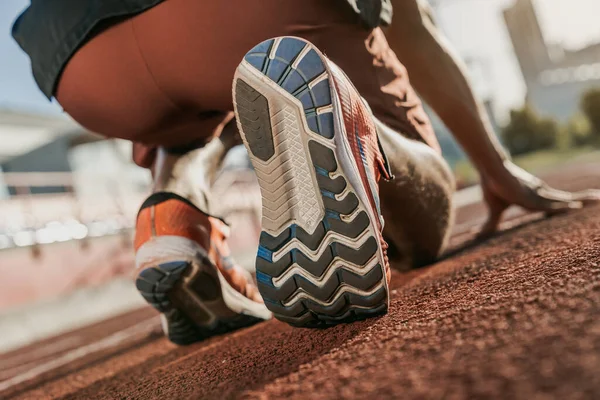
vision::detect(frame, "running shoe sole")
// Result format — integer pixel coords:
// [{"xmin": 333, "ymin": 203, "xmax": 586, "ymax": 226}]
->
[
  {"xmin": 135, "ymin": 236, "xmax": 271, "ymax": 345},
  {"xmin": 233, "ymin": 37, "xmax": 389, "ymax": 327}
]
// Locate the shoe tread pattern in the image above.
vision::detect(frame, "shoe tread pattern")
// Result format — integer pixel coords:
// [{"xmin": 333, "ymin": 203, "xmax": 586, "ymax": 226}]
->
[
  {"xmin": 236, "ymin": 37, "xmax": 388, "ymax": 327},
  {"xmin": 136, "ymin": 261, "xmax": 261, "ymax": 345}
]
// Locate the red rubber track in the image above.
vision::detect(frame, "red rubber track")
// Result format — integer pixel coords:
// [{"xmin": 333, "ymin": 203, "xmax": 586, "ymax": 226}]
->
[{"xmin": 1, "ymin": 161, "xmax": 599, "ymax": 399}]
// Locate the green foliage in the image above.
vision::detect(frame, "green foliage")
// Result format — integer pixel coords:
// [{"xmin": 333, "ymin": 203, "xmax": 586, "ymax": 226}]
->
[
  {"xmin": 556, "ymin": 126, "xmax": 572, "ymax": 151},
  {"xmin": 581, "ymin": 88, "xmax": 600, "ymax": 142},
  {"xmin": 453, "ymin": 147, "xmax": 598, "ymax": 187},
  {"xmin": 565, "ymin": 113, "xmax": 593, "ymax": 147},
  {"xmin": 501, "ymin": 106, "xmax": 558, "ymax": 156}
]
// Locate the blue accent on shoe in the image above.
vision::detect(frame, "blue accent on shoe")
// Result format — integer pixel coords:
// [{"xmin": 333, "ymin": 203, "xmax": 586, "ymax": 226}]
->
[
  {"xmin": 296, "ymin": 49, "xmax": 325, "ymax": 82},
  {"xmin": 312, "ymin": 79, "xmax": 332, "ymax": 107},
  {"xmin": 262, "ymin": 57, "xmax": 272, "ymax": 74},
  {"xmin": 355, "ymin": 130, "xmax": 368, "ymax": 166},
  {"xmin": 326, "ymin": 210, "xmax": 341, "ymax": 220},
  {"xmin": 246, "ymin": 39, "xmax": 275, "ymax": 56},
  {"xmin": 318, "ymin": 112, "xmax": 334, "ymax": 139},
  {"xmin": 281, "ymin": 70, "xmax": 305, "ymax": 93},
  {"xmin": 321, "ymin": 189, "xmax": 336, "ymax": 199},
  {"xmin": 290, "ymin": 224, "xmax": 297, "ymax": 239},
  {"xmin": 245, "ymin": 55, "xmax": 267, "ymax": 72},
  {"xmin": 276, "ymin": 38, "xmax": 306, "ymax": 63},
  {"xmin": 256, "ymin": 271, "xmax": 274, "ymax": 287},
  {"xmin": 314, "ymin": 165, "xmax": 330, "ymax": 177},
  {"xmin": 247, "ymin": 37, "xmax": 334, "ymax": 141},
  {"xmin": 291, "ymin": 83, "xmax": 308, "ymax": 98},
  {"xmin": 304, "ymin": 109, "xmax": 317, "ymax": 118},
  {"xmin": 266, "ymin": 59, "xmax": 288, "ymax": 83},
  {"xmin": 257, "ymin": 245, "xmax": 273, "ymax": 262},
  {"xmin": 244, "ymin": 39, "xmax": 274, "ymax": 72},
  {"xmin": 306, "ymin": 115, "xmax": 319, "ymax": 134},
  {"xmin": 297, "ymin": 91, "xmax": 314, "ymax": 110}
]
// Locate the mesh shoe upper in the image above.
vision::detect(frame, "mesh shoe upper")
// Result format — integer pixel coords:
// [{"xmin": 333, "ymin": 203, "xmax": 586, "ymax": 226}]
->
[
  {"xmin": 327, "ymin": 60, "xmax": 393, "ymax": 284},
  {"xmin": 328, "ymin": 62, "xmax": 392, "ymax": 227}
]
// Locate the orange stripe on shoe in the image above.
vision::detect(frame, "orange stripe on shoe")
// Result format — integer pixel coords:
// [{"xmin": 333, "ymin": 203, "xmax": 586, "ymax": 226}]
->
[
  {"xmin": 152, "ymin": 199, "xmax": 212, "ymax": 251},
  {"xmin": 134, "ymin": 207, "xmax": 154, "ymax": 251}
]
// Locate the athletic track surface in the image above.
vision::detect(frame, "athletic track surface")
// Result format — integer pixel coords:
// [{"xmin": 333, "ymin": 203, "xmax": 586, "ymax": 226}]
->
[{"xmin": 1, "ymin": 161, "xmax": 599, "ymax": 399}]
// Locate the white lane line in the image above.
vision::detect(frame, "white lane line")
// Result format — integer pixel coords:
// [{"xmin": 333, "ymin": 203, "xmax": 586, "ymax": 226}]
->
[
  {"xmin": 0, "ymin": 317, "xmax": 159, "ymax": 393},
  {"xmin": 0, "ymin": 336, "xmax": 84, "ymax": 374}
]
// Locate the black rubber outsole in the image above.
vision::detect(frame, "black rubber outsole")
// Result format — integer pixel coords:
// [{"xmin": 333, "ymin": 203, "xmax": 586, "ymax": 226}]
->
[
  {"xmin": 235, "ymin": 37, "xmax": 388, "ymax": 328},
  {"xmin": 135, "ymin": 261, "xmax": 262, "ymax": 345}
]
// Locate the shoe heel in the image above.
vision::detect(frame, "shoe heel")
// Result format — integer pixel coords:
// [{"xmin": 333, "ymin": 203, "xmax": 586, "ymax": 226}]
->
[
  {"xmin": 135, "ymin": 261, "xmax": 202, "ymax": 345},
  {"xmin": 135, "ymin": 236, "xmax": 268, "ymax": 344}
]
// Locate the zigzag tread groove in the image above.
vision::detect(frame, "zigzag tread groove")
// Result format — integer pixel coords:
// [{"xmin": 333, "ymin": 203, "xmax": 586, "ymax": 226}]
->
[{"xmin": 236, "ymin": 36, "xmax": 388, "ymax": 327}]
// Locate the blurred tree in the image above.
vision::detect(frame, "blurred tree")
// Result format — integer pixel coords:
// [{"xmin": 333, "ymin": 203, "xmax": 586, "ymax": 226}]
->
[
  {"xmin": 565, "ymin": 113, "xmax": 592, "ymax": 147},
  {"xmin": 502, "ymin": 106, "xmax": 558, "ymax": 156},
  {"xmin": 555, "ymin": 125, "xmax": 572, "ymax": 151},
  {"xmin": 581, "ymin": 88, "xmax": 600, "ymax": 143}
]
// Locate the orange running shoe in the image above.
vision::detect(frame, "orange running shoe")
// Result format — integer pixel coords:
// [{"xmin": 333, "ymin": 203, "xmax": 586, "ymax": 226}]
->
[
  {"xmin": 233, "ymin": 36, "xmax": 393, "ymax": 327},
  {"xmin": 134, "ymin": 192, "xmax": 271, "ymax": 345}
]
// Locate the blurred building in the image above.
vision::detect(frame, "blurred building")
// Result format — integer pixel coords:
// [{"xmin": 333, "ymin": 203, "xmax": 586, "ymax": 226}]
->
[
  {"xmin": 504, "ymin": 0, "xmax": 600, "ymax": 121},
  {"xmin": 0, "ymin": 108, "xmax": 150, "ymax": 196},
  {"xmin": 0, "ymin": 109, "xmax": 261, "ymax": 265},
  {"xmin": 0, "ymin": 109, "xmax": 86, "ymax": 196},
  {"xmin": 0, "ymin": 109, "xmax": 150, "ymax": 250}
]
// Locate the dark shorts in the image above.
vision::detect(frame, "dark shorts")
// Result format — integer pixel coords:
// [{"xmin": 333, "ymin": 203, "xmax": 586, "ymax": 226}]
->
[
  {"xmin": 16, "ymin": 0, "xmax": 439, "ymax": 167},
  {"xmin": 12, "ymin": 0, "xmax": 164, "ymax": 99},
  {"xmin": 12, "ymin": 0, "xmax": 391, "ymax": 99}
]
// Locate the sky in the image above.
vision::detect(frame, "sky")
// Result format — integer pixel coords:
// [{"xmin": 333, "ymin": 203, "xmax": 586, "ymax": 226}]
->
[
  {"xmin": 0, "ymin": 0, "xmax": 599, "ymax": 121},
  {"xmin": 434, "ymin": 0, "xmax": 600, "ymax": 120}
]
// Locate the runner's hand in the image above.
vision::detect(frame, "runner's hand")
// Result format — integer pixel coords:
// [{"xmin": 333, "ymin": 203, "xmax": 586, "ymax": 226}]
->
[{"xmin": 478, "ymin": 160, "xmax": 600, "ymax": 237}]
